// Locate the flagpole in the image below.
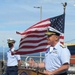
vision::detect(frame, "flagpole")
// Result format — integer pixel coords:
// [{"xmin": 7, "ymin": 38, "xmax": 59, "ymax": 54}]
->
[
  {"xmin": 40, "ymin": 6, "xmax": 42, "ymax": 63},
  {"xmin": 34, "ymin": 6, "xmax": 42, "ymax": 63},
  {"xmin": 61, "ymin": 2, "xmax": 67, "ymax": 14},
  {"xmin": 61, "ymin": 2, "xmax": 67, "ymax": 45}
]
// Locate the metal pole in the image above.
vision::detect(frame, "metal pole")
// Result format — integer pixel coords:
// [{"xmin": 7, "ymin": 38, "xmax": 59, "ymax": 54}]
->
[
  {"xmin": 39, "ymin": 6, "xmax": 42, "ymax": 63},
  {"xmin": 40, "ymin": 6, "xmax": 42, "ymax": 21},
  {"xmin": 61, "ymin": 2, "xmax": 67, "ymax": 45},
  {"xmin": 2, "ymin": 40, "xmax": 5, "ymax": 72},
  {"xmin": 34, "ymin": 6, "xmax": 42, "ymax": 63},
  {"xmin": 2, "ymin": 40, "xmax": 4, "ymax": 62}
]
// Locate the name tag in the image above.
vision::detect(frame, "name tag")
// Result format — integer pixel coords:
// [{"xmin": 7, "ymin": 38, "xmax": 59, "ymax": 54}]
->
[{"xmin": 52, "ymin": 50, "xmax": 58, "ymax": 54}]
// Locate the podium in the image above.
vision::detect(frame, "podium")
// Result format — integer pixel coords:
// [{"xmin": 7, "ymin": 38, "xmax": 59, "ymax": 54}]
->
[{"xmin": 18, "ymin": 68, "xmax": 46, "ymax": 75}]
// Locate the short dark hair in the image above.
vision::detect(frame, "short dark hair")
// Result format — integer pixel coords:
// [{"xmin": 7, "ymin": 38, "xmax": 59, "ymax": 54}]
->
[
  {"xmin": 8, "ymin": 43, "xmax": 14, "ymax": 48},
  {"xmin": 55, "ymin": 32, "xmax": 60, "ymax": 36}
]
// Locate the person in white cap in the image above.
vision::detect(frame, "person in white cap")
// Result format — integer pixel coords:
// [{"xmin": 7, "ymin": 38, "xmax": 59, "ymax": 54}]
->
[
  {"xmin": 28, "ymin": 30, "xmax": 71, "ymax": 75},
  {"xmin": 5, "ymin": 38, "xmax": 22, "ymax": 75}
]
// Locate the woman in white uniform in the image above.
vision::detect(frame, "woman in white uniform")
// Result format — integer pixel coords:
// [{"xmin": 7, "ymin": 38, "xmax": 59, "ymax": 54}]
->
[{"xmin": 6, "ymin": 38, "xmax": 22, "ymax": 75}]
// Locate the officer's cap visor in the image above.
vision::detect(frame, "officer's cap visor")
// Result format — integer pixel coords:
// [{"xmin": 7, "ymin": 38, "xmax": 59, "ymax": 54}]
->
[{"xmin": 45, "ymin": 31, "xmax": 60, "ymax": 36}]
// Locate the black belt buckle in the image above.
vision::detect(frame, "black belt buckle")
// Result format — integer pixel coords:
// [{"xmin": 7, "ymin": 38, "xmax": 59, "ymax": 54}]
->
[
  {"xmin": 8, "ymin": 65, "xmax": 17, "ymax": 68},
  {"xmin": 14, "ymin": 65, "xmax": 17, "ymax": 67},
  {"xmin": 59, "ymin": 72, "xmax": 67, "ymax": 75}
]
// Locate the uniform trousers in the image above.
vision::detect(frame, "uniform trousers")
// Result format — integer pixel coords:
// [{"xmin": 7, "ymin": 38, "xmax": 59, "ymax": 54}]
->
[{"xmin": 6, "ymin": 66, "xmax": 18, "ymax": 75}]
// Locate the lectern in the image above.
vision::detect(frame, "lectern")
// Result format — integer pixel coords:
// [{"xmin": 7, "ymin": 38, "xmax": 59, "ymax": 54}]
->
[{"xmin": 18, "ymin": 68, "xmax": 46, "ymax": 75}]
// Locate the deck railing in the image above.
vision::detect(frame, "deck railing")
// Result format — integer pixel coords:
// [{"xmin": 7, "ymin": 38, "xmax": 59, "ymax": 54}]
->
[
  {"xmin": 21, "ymin": 55, "xmax": 75, "ymax": 75},
  {"xmin": 0, "ymin": 55, "xmax": 75, "ymax": 75}
]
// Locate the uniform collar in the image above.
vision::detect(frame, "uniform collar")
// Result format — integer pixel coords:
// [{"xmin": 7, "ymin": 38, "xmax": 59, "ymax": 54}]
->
[
  {"xmin": 9, "ymin": 47, "xmax": 15, "ymax": 52},
  {"xmin": 54, "ymin": 41, "xmax": 60, "ymax": 50},
  {"xmin": 46, "ymin": 42, "xmax": 60, "ymax": 53}
]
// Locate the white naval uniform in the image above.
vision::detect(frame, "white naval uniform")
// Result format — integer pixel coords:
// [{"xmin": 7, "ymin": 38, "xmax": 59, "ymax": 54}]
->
[
  {"xmin": 7, "ymin": 47, "xmax": 21, "ymax": 66},
  {"xmin": 44, "ymin": 42, "xmax": 71, "ymax": 72}
]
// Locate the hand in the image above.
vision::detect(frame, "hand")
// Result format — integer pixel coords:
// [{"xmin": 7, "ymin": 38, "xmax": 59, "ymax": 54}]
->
[
  {"xmin": 28, "ymin": 58, "xmax": 35, "ymax": 67},
  {"xmin": 11, "ymin": 50, "xmax": 18, "ymax": 55},
  {"xmin": 44, "ymin": 70, "xmax": 53, "ymax": 75}
]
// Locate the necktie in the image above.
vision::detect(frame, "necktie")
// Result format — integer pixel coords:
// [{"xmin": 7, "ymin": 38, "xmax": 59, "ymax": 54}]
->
[{"xmin": 46, "ymin": 47, "xmax": 50, "ymax": 53}]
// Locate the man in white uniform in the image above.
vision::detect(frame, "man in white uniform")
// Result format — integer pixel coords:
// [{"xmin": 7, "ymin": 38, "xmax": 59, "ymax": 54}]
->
[
  {"xmin": 6, "ymin": 38, "xmax": 22, "ymax": 75},
  {"xmin": 28, "ymin": 29, "xmax": 71, "ymax": 75}
]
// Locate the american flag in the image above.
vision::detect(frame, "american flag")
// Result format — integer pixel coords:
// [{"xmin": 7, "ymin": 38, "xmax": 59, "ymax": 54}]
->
[{"xmin": 15, "ymin": 14, "xmax": 65, "ymax": 55}]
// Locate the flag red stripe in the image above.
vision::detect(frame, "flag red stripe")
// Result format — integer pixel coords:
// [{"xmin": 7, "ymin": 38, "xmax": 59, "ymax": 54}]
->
[
  {"xmin": 27, "ymin": 18, "xmax": 50, "ymax": 30},
  {"xmin": 22, "ymin": 30, "xmax": 47, "ymax": 35},
  {"xmin": 16, "ymin": 48, "xmax": 47, "ymax": 55},
  {"xmin": 20, "ymin": 37, "xmax": 47, "ymax": 45},
  {"xmin": 20, "ymin": 37, "xmax": 47, "ymax": 43},
  {"xmin": 32, "ymin": 24, "xmax": 50, "ymax": 28},
  {"xmin": 19, "ymin": 43, "xmax": 48, "ymax": 49},
  {"xmin": 29, "ymin": 34, "xmax": 45, "ymax": 37},
  {"xmin": 18, "ymin": 19, "xmax": 50, "ymax": 35},
  {"xmin": 60, "ymin": 35, "xmax": 64, "ymax": 39}
]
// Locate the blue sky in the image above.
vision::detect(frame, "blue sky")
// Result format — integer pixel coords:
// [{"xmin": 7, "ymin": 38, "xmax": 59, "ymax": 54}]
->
[{"xmin": 0, "ymin": 0, "xmax": 75, "ymax": 49}]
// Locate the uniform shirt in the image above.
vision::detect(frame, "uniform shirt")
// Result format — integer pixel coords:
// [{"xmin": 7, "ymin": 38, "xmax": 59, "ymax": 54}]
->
[
  {"xmin": 44, "ymin": 42, "xmax": 71, "ymax": 72},
  {"xmin": 7, "ymin": 47, "xmax": 21, "ymax": 66}
]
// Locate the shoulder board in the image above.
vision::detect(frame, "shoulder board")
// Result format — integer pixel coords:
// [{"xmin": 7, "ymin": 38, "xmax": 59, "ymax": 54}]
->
[{"xmin": 60, "ymin": 44, "xmax": 66, "ymax": 48}]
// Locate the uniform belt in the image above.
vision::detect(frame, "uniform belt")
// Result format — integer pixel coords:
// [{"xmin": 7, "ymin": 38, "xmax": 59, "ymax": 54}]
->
[
  {"xmin": 58, "ymin": 72, "xmax": 67, "ymax": 75},
  {"xmin": 7, "ymin": 65, "xmax": 18, "ymax": 68}
]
